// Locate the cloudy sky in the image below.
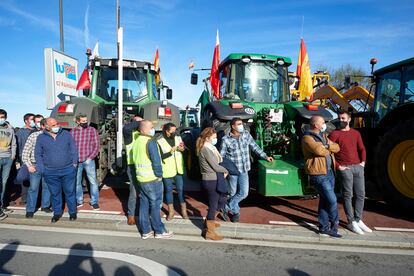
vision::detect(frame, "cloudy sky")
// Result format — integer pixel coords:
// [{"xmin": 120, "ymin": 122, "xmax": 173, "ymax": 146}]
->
[{"xmin": 0, "ymin": 0, "xmax": 413, "ymax": 126}]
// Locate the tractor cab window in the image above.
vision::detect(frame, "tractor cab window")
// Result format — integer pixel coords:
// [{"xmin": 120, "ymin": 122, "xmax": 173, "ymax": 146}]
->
[
  {"xmin": 376, "ymin": 69, "xmax": 401, "ymax": 120},
  {"xmin": 403, "ymin": 65, "xmax": 414, "ymax": 103},
  {"xmin": 97, "ymin": 67, "xmax": 148, "ymax": 102},
  {"xmin": 224, "ymin": 61, "xmax": 289, "ymax": 103}
]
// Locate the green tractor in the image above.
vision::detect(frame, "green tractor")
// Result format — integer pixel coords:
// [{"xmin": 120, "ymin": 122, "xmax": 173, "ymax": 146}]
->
[
  {"xmin": 191, "ymin": 53, "xmax": 333, "ymax": 195},
  {"xmin": 356, "ymin": 57, "xmax": 414, "ymax": 208},
  {"xmin": 50, "ymin": 54, "xmax": 180, "ymax": 182}
]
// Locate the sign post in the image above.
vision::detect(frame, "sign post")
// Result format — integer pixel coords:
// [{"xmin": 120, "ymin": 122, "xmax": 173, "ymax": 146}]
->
[{"xmin": 44, "ymin": 48, "xmax": 78, "ymax": 109}]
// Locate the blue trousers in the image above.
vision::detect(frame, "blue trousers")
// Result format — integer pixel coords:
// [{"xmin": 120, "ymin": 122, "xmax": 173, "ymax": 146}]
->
[
  {"xmin": 0, "ymin": 157, "xmax": 13, "ymax": 207},
  {"xmin": 26, "ymin": 171, "xmax": 51, "ymax": 213},
  {"xmin": 44, "ymin": 166, "xmax": 77, "ymax": 216},
  {"xmin": 139, "ymin": 180, "xmax": 166, "ymax": 235},
  {"xmin": 127, "ymin": 164, "xmax": 140, "ymax": 216},
  {"xmin": 76, "ymin": 160, "xmax": 100, "ymax": 205},
  {"xmin": 310, "ymin": 170, "xmax": 339, "ymax": 232},
  {"xmin": 163, "ymin": 174, "xmax": 185, "ymax": 204}
]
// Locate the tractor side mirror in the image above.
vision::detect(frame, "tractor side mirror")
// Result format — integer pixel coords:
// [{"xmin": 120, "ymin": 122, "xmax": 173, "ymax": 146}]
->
[
  {"xmin": 82, "ymin": 89, "xmax": 90, "ymax": 97},
  {"xmin": 191, "ymin": 73, "xmax": 198, "ymax": 85},
  {"xmin": 166, "ymin": 88, "xmax": 173, "ymax": 100}
]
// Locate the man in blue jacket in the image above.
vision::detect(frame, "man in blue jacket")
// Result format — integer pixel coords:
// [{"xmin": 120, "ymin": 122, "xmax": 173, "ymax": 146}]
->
[{"xmin": 35, "ymin": 118, "xmax": 78, "ymax": 223}]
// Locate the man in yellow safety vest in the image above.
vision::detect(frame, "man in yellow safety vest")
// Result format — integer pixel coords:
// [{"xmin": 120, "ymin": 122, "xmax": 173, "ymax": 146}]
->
[
  {"xmin": 157, "ymin": 123, "xmax": 187, "ymax": 220},
  {"xmin": 131, "ymin": 120, "xmax": 173, "ymax": 239}
]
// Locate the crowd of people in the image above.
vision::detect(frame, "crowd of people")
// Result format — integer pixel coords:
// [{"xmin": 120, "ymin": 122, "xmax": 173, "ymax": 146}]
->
[{"xmin": 0, "ymin": 107, "xmax": 371, "ymax": 241}]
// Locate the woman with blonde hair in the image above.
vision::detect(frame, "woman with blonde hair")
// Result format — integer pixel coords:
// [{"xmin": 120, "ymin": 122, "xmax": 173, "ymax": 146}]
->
[{"xmin": 197, "ymin": 127, "xmax": 228, "ymax": 240}]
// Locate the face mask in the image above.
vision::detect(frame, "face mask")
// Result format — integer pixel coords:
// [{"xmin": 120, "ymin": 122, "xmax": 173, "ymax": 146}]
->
[
  {"xmin": 0, "ymin": 119, "xmax": 5, "ymax": 125},
  {"xmin": 35, "ymin": 122, "xmax": 41, "ymax": 129},
  {"xmin": 337, "ymin": 121, "xmax": 348, "ymax": 130},
  {"xmin": 169, "ymin": 132, "xmax": 176, "ymax": 138},
  {"xmin": 149, "ymin": 129, "xmax": 155, "ymax": 137},
  {"xmin": 80, "ymin": 123, "xmax": 88, "ymax": 129},
  {"xmin": 236, "ymin": 125, "xmax": 244, "ymax": 133},
  {"xmin": 51, "ymin": 126, "xmax": 60, "ymax": 134},
  {"xmin": 321, "ymin": 123, "xmax": 327, "ymax": 132},
  {"xmin": 211, "ymin": 138, "xmax": 218, "ymax": 146},
  {"xmin": 29, "ymin": 121, "xmax": 36, "ymax": 128}
]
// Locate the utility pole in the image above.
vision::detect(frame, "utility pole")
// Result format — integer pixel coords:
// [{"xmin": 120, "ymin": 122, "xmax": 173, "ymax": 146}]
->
[{"xmin": 59, "ymin": 0, "xmax": 64, "ymax": 52}]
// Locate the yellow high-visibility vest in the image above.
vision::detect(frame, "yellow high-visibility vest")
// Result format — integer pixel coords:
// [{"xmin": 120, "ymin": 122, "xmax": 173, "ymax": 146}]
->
[
  {"xmin": 157, "ymin": 135, "xmax": 184, "ymax": 178},
  {"xmin": 132, "ymin": 135, "xmax": 159, "ymax": 183},
  {"xmin": 126, "ymin": 131, "xmax": 139, "ymax": 165}
]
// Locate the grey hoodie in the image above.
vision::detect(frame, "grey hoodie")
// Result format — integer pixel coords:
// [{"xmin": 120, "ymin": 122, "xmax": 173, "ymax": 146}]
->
[{"xmin": 0, "ymin": 122, "xmax": 16, "ymax": 159}]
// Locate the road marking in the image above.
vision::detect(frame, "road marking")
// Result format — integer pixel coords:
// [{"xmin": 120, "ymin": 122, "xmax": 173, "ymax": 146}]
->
[
  {"xmin": 269, "ymin": 220, "xmax": 317, "ymax": 227},
  {"xmin": 0, "ymin": 243, "xmax": 180, "ymax": 276},
  {"xmin": 0, "ymin": 224, "xmax": 413, "ymax": 256},
  {"xmin": 374, "ymin": 227, "xmax": 414, "ymax": 233},
  {"xmin": 6, "ymin": 206, "xmax": 121, "ymax": 215}
]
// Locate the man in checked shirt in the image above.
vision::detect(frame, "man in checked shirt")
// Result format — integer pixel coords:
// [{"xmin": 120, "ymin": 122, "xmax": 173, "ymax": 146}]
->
[
  {"xmin": 220, "ymin": 117, "xmax": 273, "ymax": 222},
  {"xmin": 70, "ymin": 113, "xmax": 101, "ymax": 210}
]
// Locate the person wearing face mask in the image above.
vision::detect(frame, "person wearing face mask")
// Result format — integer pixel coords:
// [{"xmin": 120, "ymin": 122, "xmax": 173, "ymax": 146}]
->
[
  {"xmin": 157, "ymin": 123, "xmax": 187, "ymax": 220},
  {"xmin": 0, "ymin": 108, "xmax": 16, "ymax": 219},
  {"xmin": 22, "ymin": 116, "xmax": 52, "ymax": 218},
  {"xmin": 70, "ymin": 114, "xmax": 101, "ymax": 210},
  {"xmin": 329, "ymin": 110, "xmax": 371, "ymax": 235},
  {"xmin": 220, "ymin": 117, "xmax": 273, "ymax": 223},
  {"xmin": 14, "ymin": 113, "xmax": 35, "ymax": 205},
  {"xmin": 197, "ymin": 127, "xmax": 228, "ymax": 240},
  {"xmin": 302, "ymin": 115, "xmax": 341, "ymax": 238},
  {"xmin": 131, "ymin": 120, "xmax": 173, "ymax": 239},
  {"xmin": 35, "ymin": 117, "xmax": 78, "ymax": 223}
]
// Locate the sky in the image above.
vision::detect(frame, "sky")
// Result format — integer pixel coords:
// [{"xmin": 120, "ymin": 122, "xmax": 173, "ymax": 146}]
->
[{"xmin": 0, "ymin": 0, "xmax": 413, "ymax": 127}]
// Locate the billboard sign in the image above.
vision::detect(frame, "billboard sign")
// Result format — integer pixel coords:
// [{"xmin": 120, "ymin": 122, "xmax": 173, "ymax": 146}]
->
[{"xmin": 44, "ymin": 48, "xmax": 79, "ymax": 109}]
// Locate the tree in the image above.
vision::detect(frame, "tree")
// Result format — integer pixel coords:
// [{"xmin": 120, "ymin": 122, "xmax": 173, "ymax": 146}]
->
[{"xmin": 315, "ymin": 64, "xmax": 371, "ymax": 90}]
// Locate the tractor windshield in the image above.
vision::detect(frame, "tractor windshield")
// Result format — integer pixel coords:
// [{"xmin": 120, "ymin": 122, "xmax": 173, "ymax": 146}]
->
[
  {"xmin": 96, "ymin": 67, "xmax": 149, "ymax": 102},
  {"xmin": 375, "ymin": 69, "xmax": 401, "ymax": 120},
  {"xmin": 221, "ymin": 61, "xmax": 289, "ymax": 103}
]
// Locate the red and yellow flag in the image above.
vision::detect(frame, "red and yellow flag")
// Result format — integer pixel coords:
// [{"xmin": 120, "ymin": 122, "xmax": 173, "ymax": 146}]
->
[
  {"xmin": 296, "ymin": 38, "xmax": 313, "ymax": 101},
  {"xmin": 154, "ymin": 48, "xmax": 161, "ymax": 86},
  {"xmin": 210, "ymin": 30, "xmax": 220, "ymax": 99}
]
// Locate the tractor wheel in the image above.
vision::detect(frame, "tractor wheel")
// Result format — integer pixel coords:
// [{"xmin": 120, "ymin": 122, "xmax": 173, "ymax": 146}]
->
[{"xmin": 374, "ymin": 119, "xmax": 414, "ymax": 209}]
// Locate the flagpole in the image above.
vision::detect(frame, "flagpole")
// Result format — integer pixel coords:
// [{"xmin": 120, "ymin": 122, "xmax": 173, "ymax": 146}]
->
[
  {"xmin": 59, "ymin": 0, "xmax": 64, "ymax": 52},
  {"xmin": 116, "ymin": 0, "xmax": 123, "ymax": 168},
  {"xmin": 301, "ymin": 16, "xmax": 304, "ymax": 38}
]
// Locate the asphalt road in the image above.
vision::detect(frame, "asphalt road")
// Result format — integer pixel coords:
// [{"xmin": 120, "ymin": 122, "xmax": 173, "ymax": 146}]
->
[{"xmin": 0, "ymin": 226, "xmax": 413, "ymax": 276}]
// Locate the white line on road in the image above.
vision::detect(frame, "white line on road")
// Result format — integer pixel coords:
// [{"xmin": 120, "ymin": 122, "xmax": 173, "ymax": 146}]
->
[
  {"xmin": 0, "ymin": 243, "xmax": 180, "ymax": 276},
  {"xmin": 374, "ymin": 227, "xmax": 414, "ymax": 233},
  {"xmin": 0, "ymin": 223, "xmax": 413, "ymax": 256}
]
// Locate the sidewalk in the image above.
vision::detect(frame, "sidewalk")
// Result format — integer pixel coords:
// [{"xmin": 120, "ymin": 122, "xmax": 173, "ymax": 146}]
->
[{"xmin": 2, "ymin": 209, "xmax": 414, "ymax": 251}]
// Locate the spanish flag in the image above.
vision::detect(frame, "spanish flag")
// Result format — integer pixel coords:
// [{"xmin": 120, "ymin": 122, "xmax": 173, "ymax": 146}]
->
[
  {"xmin": 296, "ymin": 38, "xmax": 313, "ymax": 101},
  {"xmin": 154, "ymin": 48, "xmax": 161, "ymax": 86}
]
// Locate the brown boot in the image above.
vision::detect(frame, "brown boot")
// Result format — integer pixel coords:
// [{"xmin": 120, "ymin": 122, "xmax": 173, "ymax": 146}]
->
[
  {"xmin": 214, "ymin": 211, "xmax": 221, "ymax": 228},
  {"xmin": 127, "ymin": 216, "xmax": 136, "ymax": 225},
  {"xmin": 167, "ymin": 204, "xmax": 175, "ymax": 221},
  {"xmin": 180, "ymin": 202, "xmax": 189, "ymax": 219},
  {"xmin": 204, "ymin": 220, "xmax": 224, "ymax": 240}
]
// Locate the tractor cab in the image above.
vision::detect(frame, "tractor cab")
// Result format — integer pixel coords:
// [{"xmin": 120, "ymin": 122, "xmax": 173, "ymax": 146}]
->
[{"xmin": 219, "ymin": 53, "xmax": 291, "ymax": 103}]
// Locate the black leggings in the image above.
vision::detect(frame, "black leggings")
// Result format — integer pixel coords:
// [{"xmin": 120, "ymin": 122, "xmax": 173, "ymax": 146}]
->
[{"xmin": 201, "ymin": 180, "xmax": 227, "ymax": 220}]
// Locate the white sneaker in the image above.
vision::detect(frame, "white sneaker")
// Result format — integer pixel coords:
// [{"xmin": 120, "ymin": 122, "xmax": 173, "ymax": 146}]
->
[
  {"xmin": 155, "ymin": 231, "xmax": 173, "ymax": 239},
  {"xmin": 141, "ymin": 231, "xmax": 154, "ymax": 240},
  {"xmin": 357, "ymin": 220, "xmax": 373, "ymax": 233},
  {"xmin": 349, "ymin": 221, "xmax": 364, "ymax": 235}
]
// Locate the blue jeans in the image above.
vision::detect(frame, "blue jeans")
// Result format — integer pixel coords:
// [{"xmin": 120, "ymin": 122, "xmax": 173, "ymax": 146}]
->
[
  {"xmin": 310, "ymin": 170, "xmax": 339, "ymax": 232},
  {"xmin": 127, "ymin": 164, "xmax": 140, "ymax": 216},
  {"xmin": 138, "ymin": 180, "xmax": 166, "ymax": 235},
  {"xmin": 0, "ymin": 157, "xmax": 13, "ymax": 207},
  {"xmin": 44, "ymin": 166, "xmax": 77, "ymax": 216},
  {"xmin": 76, "ymin": 160, "xmax": 100, "ymax": 205},
  {"xmin": 26, "ymin": 171, "xmax": 51, "ymax": 213},
  {"xmin": 163, "ymin": 174, "xmax": 185, "ymax": 204},
  {"xmin": 224, "ymin": 172, "xmax": 249, "ymax": 215}
]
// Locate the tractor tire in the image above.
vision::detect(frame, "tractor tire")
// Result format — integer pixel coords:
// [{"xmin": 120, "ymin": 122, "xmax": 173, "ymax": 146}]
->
[{"xmin": 374, "ymin": 119, "xmax": 414, "ymax": 209}]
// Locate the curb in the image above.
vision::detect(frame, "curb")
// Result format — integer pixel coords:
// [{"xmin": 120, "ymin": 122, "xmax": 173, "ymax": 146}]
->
[{"xmin": 2, "ymin": 210, "xmax": 414, "ymax": 250}]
